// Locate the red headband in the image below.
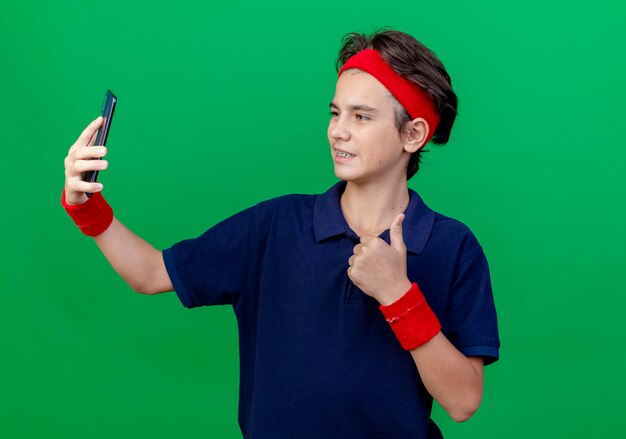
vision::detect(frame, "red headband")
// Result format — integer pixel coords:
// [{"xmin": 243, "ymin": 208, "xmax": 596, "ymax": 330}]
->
[{"xmin": 338, "ymin": 49, "xmax": 440, "ymax": 143}]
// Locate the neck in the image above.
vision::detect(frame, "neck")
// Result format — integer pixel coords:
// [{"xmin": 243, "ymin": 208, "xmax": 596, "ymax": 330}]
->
[{"xmin": 340, "ymin": 176, "xmax": 410, "ymax": 238}]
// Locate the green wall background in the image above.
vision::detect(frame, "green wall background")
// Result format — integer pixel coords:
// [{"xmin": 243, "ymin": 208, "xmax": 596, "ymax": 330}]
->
[{"xmin": 1, "ymin": 0, "xmax": 625, "ymax": 437}]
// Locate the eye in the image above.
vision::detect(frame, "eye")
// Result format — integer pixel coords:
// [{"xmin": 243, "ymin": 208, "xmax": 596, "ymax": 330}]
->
[
  {"xmin": 329, "ymin": 111, "xmax": 339, "ymax": 117},
  {"xmin": 356, "ymin": 114, "xmax": 370, "ymax": 121}
]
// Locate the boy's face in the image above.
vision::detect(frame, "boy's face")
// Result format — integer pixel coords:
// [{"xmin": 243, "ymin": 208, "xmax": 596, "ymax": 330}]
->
[{"xmin": 328, "ymin": 69, "xmax": 411, "ymax": 184}]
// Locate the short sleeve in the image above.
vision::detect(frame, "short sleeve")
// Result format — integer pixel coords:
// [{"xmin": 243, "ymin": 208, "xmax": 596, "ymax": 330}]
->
[
  {"xmin": 162, "ymin": 204, "xmax": 259, "ymax": 309},
  {"xmin": 442, "ymin": 242, "xmax": 500, "ymax": 365}
]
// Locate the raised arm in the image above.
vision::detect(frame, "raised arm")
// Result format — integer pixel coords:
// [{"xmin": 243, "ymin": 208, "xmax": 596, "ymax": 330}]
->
[
  {"xmin": 348, "ymin": 214, "xmax": 489, "ymax": 422},
  {"xmin": 63, "ymin": 116, "xmax": 173, "ymax": 295}
]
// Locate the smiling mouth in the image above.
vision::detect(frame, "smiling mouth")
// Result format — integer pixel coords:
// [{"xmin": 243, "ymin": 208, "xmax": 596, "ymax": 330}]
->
[{"xmin": 336, "ymin": 150, "xmax": 356, "ymax": 158}]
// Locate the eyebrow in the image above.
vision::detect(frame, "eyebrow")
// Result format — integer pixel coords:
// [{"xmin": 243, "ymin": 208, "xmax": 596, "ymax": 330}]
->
[{"xmin": 329, "ymin": 102, "xmax": 379, "ymax": 113}]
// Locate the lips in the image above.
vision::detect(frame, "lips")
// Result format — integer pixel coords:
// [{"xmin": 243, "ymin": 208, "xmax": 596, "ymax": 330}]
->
[
  {"xmin": 333, "ymin": 148, "xmax": 357, "ymax": 164},
  {"xmin": 334, "ymin": 147, "xmax": 357, "ymax": 156}
]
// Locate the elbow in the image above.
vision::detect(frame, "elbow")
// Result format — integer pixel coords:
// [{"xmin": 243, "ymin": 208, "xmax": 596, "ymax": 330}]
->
[
  {"xmin": 131, "ymin": 280, "xmax": 154, "ymax": 295},
  {"xmin": 449, "ymin": 391, "xmax": 482, "ymax": 423},
  {"xmin": 132, "ymin": 277, "xmax": 171, "ymax": 295},
  {"xmin": 132, "ymin": 284, "xmax": 149, "ymax": 295},
  {"xmin": 450, "ymin": 407, "xmax": 477, "ymax": 423},
  {"xmin": 132, "ymin": 252, "xmax": 171, "ymax": 295}
]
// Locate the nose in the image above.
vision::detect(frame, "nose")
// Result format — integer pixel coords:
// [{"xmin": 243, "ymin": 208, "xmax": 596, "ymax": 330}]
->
[{"xmin": 328, "ymin": 115, "xmax": 350, "ymax": 142}]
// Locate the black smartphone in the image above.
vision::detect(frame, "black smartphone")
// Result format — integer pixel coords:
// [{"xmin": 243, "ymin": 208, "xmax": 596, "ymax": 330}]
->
[{"xmin": 84, "ymin": 89, "xmax": 117, "ymax": 198}]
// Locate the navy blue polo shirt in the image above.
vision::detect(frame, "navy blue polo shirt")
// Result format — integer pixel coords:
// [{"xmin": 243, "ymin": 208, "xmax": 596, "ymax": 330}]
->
[{"xmin": 162, "ymin": 180, "xmax": 500, "ymax": 439}]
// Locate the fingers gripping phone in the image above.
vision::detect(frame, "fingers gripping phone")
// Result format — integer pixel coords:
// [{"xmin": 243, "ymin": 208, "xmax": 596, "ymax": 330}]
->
[{"xmin": 84, "ymin": 89, "xmax": 117, "ymax": 198}]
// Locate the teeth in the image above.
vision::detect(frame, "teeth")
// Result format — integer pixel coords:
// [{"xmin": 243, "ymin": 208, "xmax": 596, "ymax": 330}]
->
[{"xmin": 336, "ymin": 151, "xmax": 355, "ymax": 158}]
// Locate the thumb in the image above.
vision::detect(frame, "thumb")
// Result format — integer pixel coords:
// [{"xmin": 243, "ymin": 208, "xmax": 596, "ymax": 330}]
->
[{"xmin": 390, "ymin": 213, "xmax": 406, "ymax": 253}]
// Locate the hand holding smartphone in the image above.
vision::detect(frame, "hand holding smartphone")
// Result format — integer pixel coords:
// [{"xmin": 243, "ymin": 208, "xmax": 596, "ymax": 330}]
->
[{"xmin": 83, "ymin": 89, "xmax": 117, "ymax": 198}]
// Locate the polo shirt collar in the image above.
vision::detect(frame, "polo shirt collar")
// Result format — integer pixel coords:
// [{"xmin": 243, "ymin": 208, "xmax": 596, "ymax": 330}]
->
[{"xmin": 313, "ymin": 180, "xmax": 435, "ymax": 254}]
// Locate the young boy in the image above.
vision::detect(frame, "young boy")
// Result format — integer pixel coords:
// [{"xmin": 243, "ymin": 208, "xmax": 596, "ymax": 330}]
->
[{"xmin": 62, "ymin": 29, "xmax": 499, "ymax": 438}]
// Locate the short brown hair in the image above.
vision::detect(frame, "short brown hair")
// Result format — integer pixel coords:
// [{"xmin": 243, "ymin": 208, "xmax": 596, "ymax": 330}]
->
[{"xmin": 335, "ymin": 28, "xmax": 458, "ymax": 180}]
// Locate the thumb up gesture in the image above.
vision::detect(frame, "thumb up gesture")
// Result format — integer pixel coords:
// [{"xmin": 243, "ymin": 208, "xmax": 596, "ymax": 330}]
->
[{"xmin": 347, "ymin": 214, "xmax": 413, "ymax": 305}]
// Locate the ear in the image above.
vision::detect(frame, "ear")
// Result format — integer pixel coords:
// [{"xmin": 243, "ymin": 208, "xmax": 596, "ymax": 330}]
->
[{"xmin": 402, "ymin": 117, "xmax": 430, "ymax": 154}]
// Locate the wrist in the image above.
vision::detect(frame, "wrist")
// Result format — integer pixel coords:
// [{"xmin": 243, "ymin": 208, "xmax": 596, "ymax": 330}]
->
[
  {"xmin": 378, "ymin": 278, "xmax": 413, "ymax": 306},
  {"xmin": 61, "ymin": 189, "xmax": 114, "ymax": 236},
  {"xmin": 379, "ymin": 281, "xmax": 441, "ymax": 350},
  {"xmin": 64, "ymin": 191, "xmax": 88, "ymax": 206}
]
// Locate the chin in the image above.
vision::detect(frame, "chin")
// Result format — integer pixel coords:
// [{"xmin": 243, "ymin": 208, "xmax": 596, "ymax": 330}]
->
[
  {"xmin": 334, "ymin": 165, "xmax": 397, "ymax": 186},
  {"xmin": 333, "ymin": 166, "xmax": 355, "ymax": 181},
  {"xmin": 334, "ymin": 167, "xmax": 367, "ymax": 184}
]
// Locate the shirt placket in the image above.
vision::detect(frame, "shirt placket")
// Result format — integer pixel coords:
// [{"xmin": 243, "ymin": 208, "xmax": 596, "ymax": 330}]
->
[{"xmin": 343, "ymin": 226, "xmax": 363, "ymax": 304}]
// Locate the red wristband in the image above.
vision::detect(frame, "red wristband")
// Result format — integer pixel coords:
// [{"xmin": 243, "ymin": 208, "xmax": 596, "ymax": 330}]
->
[
  {"xmin": 61, "ymin": 189, "xmax": 114, "ymax": 237},
  {"xmin": 379, "ymin": 282, "xmax": 441, "ymax": 350}
]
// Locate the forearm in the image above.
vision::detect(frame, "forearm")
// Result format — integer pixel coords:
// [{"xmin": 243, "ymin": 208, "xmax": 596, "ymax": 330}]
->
[
  {"xmin": 93, "ymin": 217, "xmax": 165, "ymax": 294},
  {"xmin": 62, "ymin": 119, "xmax": 171, "ymax": 295},
  {"xmin": 410, "ymin": 332, "xmax": 483, "ymax": 422}
]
